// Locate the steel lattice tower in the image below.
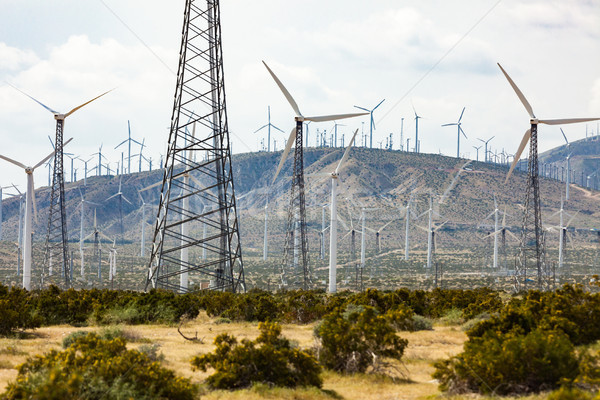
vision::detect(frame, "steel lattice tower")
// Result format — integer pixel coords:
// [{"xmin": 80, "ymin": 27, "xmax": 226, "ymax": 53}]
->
[
  {"xmin": 514, "ymin": 125, "xmax": 548, "ymax": 292},
  {"xmin": 280, "ymin": 121, "xmax": 312, "ymax": 289},
  {"xmin": 44, "ymin": 117, "xmax": 70, "ymax": 287},
  {"xmin": 146, "ymin": 0, "xmax": 245, "ymax": 293}
]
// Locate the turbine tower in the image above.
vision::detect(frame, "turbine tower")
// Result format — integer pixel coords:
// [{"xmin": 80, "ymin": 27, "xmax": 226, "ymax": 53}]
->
[
  {"xmin": 115, "ymin": 121, "xmax": 142, "ymax": 175},
  {"xmin": 254, "ymin": 106, "xmax": 284, "ymax": 152},
  {"xmin": 560, "ymin": 128, "xmax": 572, "ymax": 201},
  {"xmin": 10, "ymin": 85, "xmax": 109, "ymax": 287},
  {"xmin": 413, "ymin": 105, "xmax": 422, "ymax": 153},
  {"xmin": 442, "ymin": 107, "xmax": 467, "ymax": 158},
  {"xmin": 477, "ymin": 136, "xmax": 495, "ymax": 163},
  {"xmin": 354, "ymin": 99, "xmax": 384, "ymax": 149},
  {"xmin": 325, "ymin": 129, "xmax": 359, "ymax": 293},
  {"xmin": 263, "ymin": 61, "xmax": 366, "ymax": 289},
  {"xmin": 0, "ymin": 141, "xmax": 70, "ymax": 290},
  {"xmin": 146, "ymin": 0, "xmax": 245, "ymax": 293},
  {"xmin": 500, "ymin": 62, "xmax": 600, "ymax": 291}
]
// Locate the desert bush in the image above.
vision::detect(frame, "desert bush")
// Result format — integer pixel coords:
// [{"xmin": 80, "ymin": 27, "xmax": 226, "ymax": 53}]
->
[
  {"xmin": 467, "ymin": 284, "xmax": 600, "ymax": 345},
  {"xmin": 411, "ymin": 315, "xmax": 434, "ymax": 331},
  {"xmin": 438, "ymin": 308, "xmax": 464, "ymax": 326},
  {"xmin": 138, "ymin": 343, "xmax": 165, "ymax": 363},
  {"xmin": 221, "ymin": 289, "xmax": 281, "ymax": 322},
  {"xmin": 2, "ymin": 332, "xmax": 197, "ymax": 400},
  {"xmin": 433, "ymin": 328, "xmax": 598, "ymax": 395},
  {"xmin": 192, "ymin": 321, "xmax": 322, "ymax": 389},
  {"xmin": 0, "ymin": 284, "xmax": 40, "ymax": 336},
  {"xmin": 547, "ymin": 386, "xmax": 595, "ymax": 400},
  {"xmin": 61, "ymin": 330, "xmax": 89, "ymax": 348},
  {"xmin": 281, "ymin": 290, "xmax": 328, "ymax": 324},
  {"xmin": 314, "ymin": 305, "xmax": 408, "ymax": 374}
]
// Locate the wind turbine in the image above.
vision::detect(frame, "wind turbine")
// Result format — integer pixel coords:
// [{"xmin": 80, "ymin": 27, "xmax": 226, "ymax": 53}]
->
[
  {"xmin": 0, "ymin": 139, "xmax": 71, "ymax": 290},
  {"xmin": 115, "ymin": 121, "xmax": 142, "ymax": 175},
  {"xmin": 91, "ymin": 145, "xmax": 107, "ymax": 177},
  {"xmin": 417, "ymin": 196, "xmax": 447, "ymax": 270},
  {"xmin": 325, "ymin": 129, "xmax": 359, "ymax": 293},
  {"xmin": 263, "ymin": 61, "xmax": 367, "ymax": 286},
  {"xmin": 473, "ymin": 145, "xmax": 482, "ymax": 162},
  {"xmin": 366, "ymin": 218, "xmax": 396, "ymax": 253},
  {"xmin": 254, "ymin": 106, "xmax": 284, "ymax": 152},
  {"xmin": 105, "ymin": 177, "xmax": 132, "ymax": 244},
  {"xmin": 550, "ymin": 198, "xmax": 577, "ymax": 272},
  {"xmin": 0, "ymin": 185, "xmax": 14, "ymax": 240},
  {"xmin": 413, "ymin": 105, "xmax": 423, "ymax": 153},
  {"xmin": 477, "ymin": 136, "xmax": 495, "ymax": 163},
  {"xmin": 354, "ymin": 99, "xmax": 384, "ymax": 149},
  {"xmin": 330, "ymin": 121, "xmax": 346, "ymax": 148},
  {"xmin": 442, "ymin": 107, "xmax": 467, "ymax": 158},
  {"xmin": 77, "ymin": 187, "xmax": 100, "ymax": 278},
  {"xmin": 499, "ymin": 63, "xmax": 600, "ymax": 290}
]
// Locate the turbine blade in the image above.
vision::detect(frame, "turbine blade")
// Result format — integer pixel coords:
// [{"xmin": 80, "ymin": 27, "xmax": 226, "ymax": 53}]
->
[
  {"xmin": 354, "ymin": 105, "xmax": 370, "ymax": 113},
  {"xmin": 335, "ymin": 129, "xmax": 359, "ymax": 174},
  {"xmin": 497, "ymin": 63, "xmax": 535, "ymax": 119},
  {"xmin": 33, "ymin": 138, "xmax": 71, "ymax": 170},
  {"xmin": 272, "ymin": 127, "xmax": 296, "ymax": 184},
  {"xmin": 272, "ymin": 124, "xmax": 285, "ymax": 133},
  {"xmin": 122, "ymin": 195, "xmax": 133, "ymax": 205},
  {"xmin": 441, "ymin": 123, "xmax": 457, "ymax": 127},
  {"xmin": 65, "ymin": 89, "xmax": 113, "ymax": 118},
  {"xmin": 506, "ymin": 229, "xmax": 519, "ymax": 241},
  {"xmin": 8, "ymin": 83, "xmax": 59, "ymax": 114},
  {"xmin": 139, "ymin": 180, "xmax": 163, "ymax": 192},
  {"xmin": 459, "ymin": 126, "xmax": 467, "ymax": 139},
  {"xmin": 253, "ymin": 124, "xmax": 269, "ymax": 134},
  {"xmin": 505, "ymin": 129, "xmax": 531, "ymax": 183},
  {"xmin": 560, "ymin": 128, "xmax": 569, "ymax": 145},
  {"xmin": 540, "ymin": 117, "xmax": 600, "ymax": 126},
  {"xmin": 458, "ymin": 107, "xmax": 465, "ymax": 123},
  {"xmin": 0, "ymin": 154, "xmax": 27, "ymax": 170},
  {"xmin": 262, "ymin": 61, "xmax": 302, "ymax": 117},
  {"xmin": 106, "ymin": 193, "xmax": 119, "ymax": 201},
  {"xmin": 373, "ymin": 98, "xmax": 385, "ymax": 111},
  {"xmin": 305, "ymin": 112, "xmax": 368, "ymax": 123}
]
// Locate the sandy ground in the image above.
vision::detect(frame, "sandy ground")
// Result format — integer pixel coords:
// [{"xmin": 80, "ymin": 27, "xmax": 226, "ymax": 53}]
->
[{"xmin": 0, "ymin": 315, "xmax": 547, "ymax": 399}]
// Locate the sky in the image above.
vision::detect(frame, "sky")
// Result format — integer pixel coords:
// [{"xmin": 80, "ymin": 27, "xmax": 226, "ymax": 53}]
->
[{"xmin": 0, "ymin": 0, "xmax": 599, "ymax": 196}]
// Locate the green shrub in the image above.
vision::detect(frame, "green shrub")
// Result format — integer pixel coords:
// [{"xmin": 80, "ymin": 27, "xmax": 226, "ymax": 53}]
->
[
  {"xmin": 138, "ymin": 344, "xmax": 165, "ymax": 363},
  {"xmin": 467, "ymin": 285, "xmax": 600, "ymax": 345},
  {"xmin": 0, "ymin": 284, "xmax": 40, "ymax": 336},
  {"xmin": 214, "ymin": 317, "xmax": 232, "ymax": 324},
  {"xmin": 411, "ymin": 315, "xmax": 434, "ymax": 331},
  {"xmin": 547, "ymin": 386, "xmax": 594, "ymax": 400},
  {"xmin": 383, "ymin": 303, "xmax": 415, "ymax": 331},
  {"xmin": 314, "ymin": 305, "xmax": 408, "ymax": 374},
  {"xmin": 438, "ymin": 308, "xmax": 464, "ymax": 326},
  {"xmin": 2, "ymin": 332, "xmax": 197, "ymax": 400},
  {"xmin": 61, "ymin": 330, "xmax": 89, "ymax": 348},
  {"xmin": 433, "ymin": 328, "xmax": 594, "ymax": 395},
  {"xmin": 192, "ymin": 321, "xmax": 322, "ymax": 389}
]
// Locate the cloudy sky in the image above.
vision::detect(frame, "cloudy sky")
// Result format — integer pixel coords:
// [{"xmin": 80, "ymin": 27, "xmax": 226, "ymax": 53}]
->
[{"xmin": 0, "ymin": 0, "xmax": 599, "ymax": 194}]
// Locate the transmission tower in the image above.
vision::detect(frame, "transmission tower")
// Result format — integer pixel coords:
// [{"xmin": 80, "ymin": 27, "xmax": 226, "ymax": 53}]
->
[
  {"xmin": 146, "ymin": 0, "xmax": 245, "ymax": 293},
  {"xmin": 44, "ymin": 117, "xmax": 71, "ymax": 286},
  {"xmin": 280, "ymin": 122, "xmax": 311, "ymax": 289},
  {"xmin": 513, "ymin": 125, "xmax": 549, "ymax": 292}
]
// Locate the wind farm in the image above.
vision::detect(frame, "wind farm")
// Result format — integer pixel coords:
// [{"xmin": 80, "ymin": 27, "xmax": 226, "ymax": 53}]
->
[{"xmin": 1, "ymin": 1, "xmax": 600, "ymax": 399}]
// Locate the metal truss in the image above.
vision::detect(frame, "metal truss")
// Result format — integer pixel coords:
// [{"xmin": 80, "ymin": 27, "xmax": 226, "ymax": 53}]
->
[{"xmin": 146, "ymin": 0, "xmax": 245, "ymax": 293}]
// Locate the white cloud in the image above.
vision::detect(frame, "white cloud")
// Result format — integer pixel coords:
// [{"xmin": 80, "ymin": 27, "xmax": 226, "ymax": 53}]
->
[{"xmin": 0, "ymin": 43, "xmax": 38, "ymax": 71}]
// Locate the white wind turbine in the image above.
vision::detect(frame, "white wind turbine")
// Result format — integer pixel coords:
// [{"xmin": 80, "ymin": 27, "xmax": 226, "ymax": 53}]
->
[
  {"xmin": 366, "ymin": 218, "xmax": 396, "ymax": 253},
  {"xmin": 316, "ymin": 129, "xmax": 359, "ymax": 293},
  {"xmin": 499, "ymin": 63, "xmax": 600, "ymax": 182},
  {"xmin": 77, "ymin": 187, "xmax": 100, "ymax": 278},
  {"xmin": 551, "ymin": 198, "xmax": 577, "ymax": 272},
  {"xmin": 0, "ymin": 139, "xmax": 72, "ymax": 290},
  {"xmin": 263, "ymin": 61, "xmax": 367, "ymax": 185},
  {"xmin": 417, "ymin": 196, "xmax": 447, "ymax": 270},
  {"xmin": 442, "ymin": 107, "xmax": 467, "ymax": 158},
  {"xmin": 0, "ymin": 185, "xmax": 14, "ymax": 240},
  {"xmin": 560, "ymin": 128, "xmax": 572, "ymax": 200}
]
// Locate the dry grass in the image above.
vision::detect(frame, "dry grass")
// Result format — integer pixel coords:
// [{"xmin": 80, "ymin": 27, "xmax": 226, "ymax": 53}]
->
[{"xmin": 0, "ymin": 315, "xmax": 559, "ymax": 399}]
